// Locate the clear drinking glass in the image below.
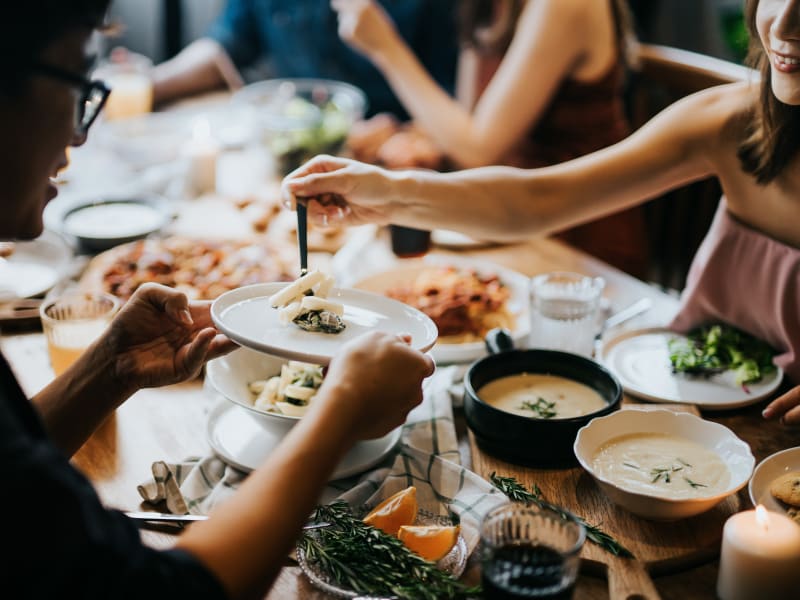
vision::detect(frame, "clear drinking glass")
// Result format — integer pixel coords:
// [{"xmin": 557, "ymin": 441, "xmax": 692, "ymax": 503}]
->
[
  {"xmin": 40, "ymin": 292, "xmax": 120, "ymax": 376},
  {"xmin": 529, "ymin": 272, "xmax": 605, "ymax": 357},
  {"xmin": 480, "ymin": 504, "xmax": 585, "ymax": 599},
  {"xmin": 94, "ymin": 50, "xmax": 153, "ymax": 121}
]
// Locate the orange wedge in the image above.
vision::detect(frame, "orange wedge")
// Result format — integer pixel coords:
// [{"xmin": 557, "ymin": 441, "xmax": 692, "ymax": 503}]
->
[
  {"xmin": 398, "ymin": 524, "xmax": 460, "ymax": 561},
  {"xmin": 362, "ymin": 486, "xmax": 418, "ymax": 536}
]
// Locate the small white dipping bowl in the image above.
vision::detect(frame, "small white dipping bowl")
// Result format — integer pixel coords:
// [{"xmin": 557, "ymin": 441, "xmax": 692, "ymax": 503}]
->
[
  {"xmin": 574, "ymin": 408, "xmax": 754, "ymax": 521},
  {"xmin": 205, "ymin": 347, "xmax": 305, "ymax": 427}
]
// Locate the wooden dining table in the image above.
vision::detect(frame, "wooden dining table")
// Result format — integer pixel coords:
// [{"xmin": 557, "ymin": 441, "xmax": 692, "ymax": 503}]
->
[{"xmin": 2, "ymin": 206, "xmax": 799, "ymax": 597}]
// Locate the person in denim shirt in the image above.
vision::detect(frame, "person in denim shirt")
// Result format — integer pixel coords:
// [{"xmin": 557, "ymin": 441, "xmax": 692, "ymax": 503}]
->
[{"xmin": 153, "ymin": 0, "xmax": 458, "ymax": 118}]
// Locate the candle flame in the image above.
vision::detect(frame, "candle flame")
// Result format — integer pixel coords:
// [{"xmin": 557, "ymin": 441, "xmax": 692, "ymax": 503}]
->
[{"xmin": 755, "ymin": 504, "xmax": 770, "ymax": 530}]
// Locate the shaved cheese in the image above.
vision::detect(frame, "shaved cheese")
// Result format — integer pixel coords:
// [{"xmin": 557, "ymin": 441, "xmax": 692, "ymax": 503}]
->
[
  {"xmin": 249, "ymin": 380, "xmax": 267, "ymax": 393},
  {"xmin": 300, "ymin": 296, "xmax": 344, "ymax": 316},
  {"xmin": 269, "ymin": 270, "xmax": 324, "ymax": 307},
  {"xmin": 275, "ymin": 401, "xmax": 309, "ymax": 417},
  {"xmin": 253, "ymin": 377, "xmax": 280, "ymax": 409},
  {"xmin": 284, "ymin": 384, "xmax": 317, "ymax": 401},
  {"xmin": 288, "ymin": 360, "xmax": 317, "ymax": 370},
  {"xmin": 316, "ymin": 274, "xmax": 335, "ymax": 298},
  {"xmin": 279, "ymin": 301, "xmax": 304, "ymax": 324}
]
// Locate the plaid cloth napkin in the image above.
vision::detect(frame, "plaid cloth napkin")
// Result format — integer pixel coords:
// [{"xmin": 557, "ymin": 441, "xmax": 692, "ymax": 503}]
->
[{"xmin": 137, "ymin": 365, "xmax": 508, "ymax": 552}]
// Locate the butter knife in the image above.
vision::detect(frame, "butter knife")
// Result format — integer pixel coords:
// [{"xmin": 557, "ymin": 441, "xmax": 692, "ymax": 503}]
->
[{"xmin": 125, "ymin": 511, "xmax": 330, "ymax": 530}]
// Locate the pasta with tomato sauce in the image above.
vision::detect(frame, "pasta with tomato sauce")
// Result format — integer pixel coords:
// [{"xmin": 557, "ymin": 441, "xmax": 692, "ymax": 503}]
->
[{"xmin": 385, "ymin": 266, "xmax": 514, "ymax": 343}]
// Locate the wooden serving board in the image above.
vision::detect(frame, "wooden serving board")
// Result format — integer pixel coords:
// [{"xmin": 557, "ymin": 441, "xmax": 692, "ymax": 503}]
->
[{"xmin": 468, "ymin": 403, "xmax": 743, "ymax": 600}]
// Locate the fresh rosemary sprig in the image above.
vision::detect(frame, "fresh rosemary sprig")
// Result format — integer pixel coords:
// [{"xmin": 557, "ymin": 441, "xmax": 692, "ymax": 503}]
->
[
  {"xmin": 489, "ymin": 472, "xmax": 635, "ymax": 559},
  {"xmin": 298, "ymin": 500, "xmax": 480, "ymax": 600},
  {"xmin": 519, "ymin": 397, "xmax": 557, "ymax": 419},
  {"xmin": 650, "ymin": 465, "xmax": 682, "ymax": 483},
  {"xmin": 684, "ymin": 477, "xmax": 707, "ymax": 489}
]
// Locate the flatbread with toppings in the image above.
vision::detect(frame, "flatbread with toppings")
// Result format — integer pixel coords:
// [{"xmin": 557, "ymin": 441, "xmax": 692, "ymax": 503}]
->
[{"xmin": 80, "ymin": 237, "xmax": 296, "ymax": 301}]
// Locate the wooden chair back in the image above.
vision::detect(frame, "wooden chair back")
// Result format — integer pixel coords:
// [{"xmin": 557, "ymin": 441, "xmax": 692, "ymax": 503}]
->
[{"xmin": 627, "ymin": 44, "xmax": 758, "ymax": 291}]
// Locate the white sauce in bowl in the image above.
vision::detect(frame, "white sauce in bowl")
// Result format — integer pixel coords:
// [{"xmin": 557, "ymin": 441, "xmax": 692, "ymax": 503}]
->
[
  {"xmin": 591, "ymin": 433, "xmax": 730, "ymax": 499},
  {"xmin": 477, "ymin": 373, "xmax": 607, "ymax": 419},
  {"xmin": 63, "ymin": 203, "xmax": 164, "ymax": 239}
]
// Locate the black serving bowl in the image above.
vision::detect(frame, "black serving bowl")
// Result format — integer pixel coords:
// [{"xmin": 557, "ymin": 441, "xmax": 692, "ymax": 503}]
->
[
  {"xmin": 60, "ymin": 195, "xmax": 171, "ymax": 253},
  {"xmin": 464, "ymin": 329, "xmax": 622, "ymax": 468}
]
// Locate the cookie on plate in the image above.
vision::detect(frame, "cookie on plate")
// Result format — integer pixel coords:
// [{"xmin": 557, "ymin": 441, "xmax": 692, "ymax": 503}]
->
[
  {"xmin": 788, "ymin": 508, "xmax": 800, "ymax": 524},
  {"xmin": 770, "ymin": 471, "xmax": 800, "ymax": 507}
]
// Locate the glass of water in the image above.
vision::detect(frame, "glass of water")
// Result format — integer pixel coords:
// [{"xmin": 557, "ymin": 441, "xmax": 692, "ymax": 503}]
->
[
  {"xmin": 529, "ymin": 272, "xmax": 605, "ymax": 357},
  {"xmin": 480, "ymin": 504, "xmax": 585, "ymax": 599}
]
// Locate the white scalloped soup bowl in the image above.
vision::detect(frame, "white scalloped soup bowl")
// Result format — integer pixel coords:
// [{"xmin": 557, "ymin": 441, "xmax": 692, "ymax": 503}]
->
[
  {"xmin": 574, "ymin": 409, "xmax": 754, "ymax": 521},
  {"xmin": 205, "ymin": 347, "xmax": 303, "ymax": 426}
]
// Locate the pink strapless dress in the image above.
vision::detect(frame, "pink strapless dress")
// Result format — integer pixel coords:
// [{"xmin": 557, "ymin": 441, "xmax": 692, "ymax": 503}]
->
[{"xmin": 669, "ymin": 199, "xmax": 800, "ymax": 383}]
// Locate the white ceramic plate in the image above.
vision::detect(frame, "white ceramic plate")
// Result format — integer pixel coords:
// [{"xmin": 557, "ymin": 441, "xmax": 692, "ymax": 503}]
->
[
  {"xmin": 211, "ymin": 283, "xmax": 438, "ymax": 365},
  {"xmin": 748, "ymin": 446, "xmax": 800, "ymax": 517},
  {"xmin": 599, "ymin": 327, "xmax": 783, "ymax": 410},
  {"xmin": 352, "ymin": 255, "xmax": 530, "ymax": 364},
  {"xmin": 0, "ymin": 232, "xmax": 73, "ymax": 300},
  {"xmin": 574, "ymin": 408, "xmax": 755, "ymax": 521},
  {"xmin": 206, "ymin": 400, "xmax": 401, "ymax": 478}
]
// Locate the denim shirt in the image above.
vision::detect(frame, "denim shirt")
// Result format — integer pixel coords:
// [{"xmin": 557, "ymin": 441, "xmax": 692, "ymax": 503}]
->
[{"xmin": 208, "ymin": 0, "xmax": 458, "ymax": 118}]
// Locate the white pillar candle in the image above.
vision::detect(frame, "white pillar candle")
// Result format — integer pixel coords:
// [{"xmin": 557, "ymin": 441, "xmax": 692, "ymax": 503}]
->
[
  {"xmin": 183, "ymin": 118, "xmax": 220, "ymax": 196},
  {"xmin": 717, "ymin": 505, "xmax": 800, "ymax": 600}
]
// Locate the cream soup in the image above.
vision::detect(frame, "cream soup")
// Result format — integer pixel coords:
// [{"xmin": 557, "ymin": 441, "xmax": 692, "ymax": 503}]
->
[
  {"xmin": 63, "ymin": 203, "xmax": 164, "ymax": 239},
  {"xmin": 591, "ymin": 433, "xmax": 730, "ymax": 499},
  {"xmin": 477, "ymin": 373, "xmax": 606, "ymax": 419}
]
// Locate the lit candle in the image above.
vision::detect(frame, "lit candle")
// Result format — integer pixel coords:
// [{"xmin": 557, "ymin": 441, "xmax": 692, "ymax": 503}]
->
[
  {"xmin": 183, "ymin": 118, "xmax": 220, "ymax": 196},
  {"xmin": 717, "ymin": 505, "xmax": 800, "ymax": 600}
]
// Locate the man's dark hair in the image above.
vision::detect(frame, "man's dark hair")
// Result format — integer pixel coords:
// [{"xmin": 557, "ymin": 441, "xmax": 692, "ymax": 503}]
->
[{"xmin": 1, "ymin": 1, "xmax": 111, "ymax": 90}]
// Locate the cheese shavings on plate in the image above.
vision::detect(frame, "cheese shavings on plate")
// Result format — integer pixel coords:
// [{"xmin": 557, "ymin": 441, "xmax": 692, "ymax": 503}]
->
[
  {"xmin": 269, "ymin": 270, "xmax": 346, "ymax": 334},
  {"xmin": 249, "ymin": 360, "xmax": 324, "ymax": 417}
]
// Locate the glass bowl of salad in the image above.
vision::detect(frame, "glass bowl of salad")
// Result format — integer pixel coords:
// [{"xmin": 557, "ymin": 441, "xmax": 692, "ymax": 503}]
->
[{"xmin": 233, "ymin": 78, "xmax": 367, "ymax": 175}]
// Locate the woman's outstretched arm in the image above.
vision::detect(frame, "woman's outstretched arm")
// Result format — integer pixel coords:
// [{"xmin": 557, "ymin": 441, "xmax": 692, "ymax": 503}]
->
[{"xmin": 284, "ymin": 83, "xmax": 741, "ymax": 241}]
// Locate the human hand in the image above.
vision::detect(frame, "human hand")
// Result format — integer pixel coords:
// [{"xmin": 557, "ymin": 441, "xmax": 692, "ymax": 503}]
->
[
  {"xmin": 312, "ymin": 331, "xmax": 435, "ymax": 442},
  {"xmin": 377, "ymin": 127, "xmax": 444, "ymax": 170},
  {"xmin": 346, "ymin": 112, "xmax": 400, "ymax": 163},
  {"xmin": 282, "ymin": 154, "xmax": 397, "ymax": 227},
  {"xmin": 331, "ymin": 0, "xmax": 401, "ymax": 62},
  {"xmin": 101, "ymin": 283, "xmax": 237, "ymax": 390},
  {"xmin": 762, "ymin": 385, "xmax": 800, "ymax": 426}
]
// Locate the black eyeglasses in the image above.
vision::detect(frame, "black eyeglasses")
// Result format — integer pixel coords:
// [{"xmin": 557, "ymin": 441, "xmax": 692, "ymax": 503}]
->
[{"xmin": 30, "ymin": 63, "xmax": 111, "ymax": 136}]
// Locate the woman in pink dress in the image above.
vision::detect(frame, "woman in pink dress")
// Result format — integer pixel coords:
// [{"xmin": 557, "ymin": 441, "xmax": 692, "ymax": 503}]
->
[{"xmin": 286, "ymin": 0, "xmax": 800, "ymax": 426}]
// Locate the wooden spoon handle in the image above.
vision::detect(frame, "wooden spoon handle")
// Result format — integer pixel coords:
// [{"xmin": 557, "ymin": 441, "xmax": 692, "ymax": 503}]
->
[{"xmin": 606, "ymin": 556, "xmax": 661, "ymax": 600}]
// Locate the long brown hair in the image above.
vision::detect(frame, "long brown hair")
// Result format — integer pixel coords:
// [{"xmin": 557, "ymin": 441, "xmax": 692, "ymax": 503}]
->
[
  {"xmin": 458, "ymin": 0, "xmax": 638, "ymax": 67},
  {"xmin": 737, "ymin": 0, "xmax": 800, "ymax": 184}
]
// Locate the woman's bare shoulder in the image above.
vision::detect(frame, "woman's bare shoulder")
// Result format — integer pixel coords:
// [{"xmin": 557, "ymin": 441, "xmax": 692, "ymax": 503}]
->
[
  {"xmin": 645, "ymin": 81, "xmax": 758, "ymax": 155},
  {"xmin": 676, "ymin": 82, "xmax": 757, "ymax": 134}
]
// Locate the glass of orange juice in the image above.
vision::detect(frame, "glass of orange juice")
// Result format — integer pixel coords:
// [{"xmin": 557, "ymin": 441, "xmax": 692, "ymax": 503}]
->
[
  {"xmin": 94, "ymin": 50, "xmax": 153, "ymax": 121},
  {"xmin": 40, "ymin": 292, "xmax": 120, "ymax": 376}
]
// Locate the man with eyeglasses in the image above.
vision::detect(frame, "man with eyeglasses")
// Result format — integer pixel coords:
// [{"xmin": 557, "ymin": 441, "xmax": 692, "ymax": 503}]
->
[
  {"xmin": 31, "ymin": 63, "xmax": 110, "ymax": 137},
  {"xmin": 1, "ymin": 4, "xmax": 433, "ymax": 598}
]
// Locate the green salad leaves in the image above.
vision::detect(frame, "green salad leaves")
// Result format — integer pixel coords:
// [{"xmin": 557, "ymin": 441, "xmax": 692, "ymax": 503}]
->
[{"xmin": 668, "ymin": 324, "xmax": 776, "ymax": 387}]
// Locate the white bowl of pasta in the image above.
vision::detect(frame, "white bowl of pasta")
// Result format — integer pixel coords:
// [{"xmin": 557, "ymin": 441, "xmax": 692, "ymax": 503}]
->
[
  {"xmin": 352, "ymin": 255, "xmax": 530, "ymax": 364},
  {"xmin": 205, "ymin": 347, "xmax": 324, "ymax": 424}
]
